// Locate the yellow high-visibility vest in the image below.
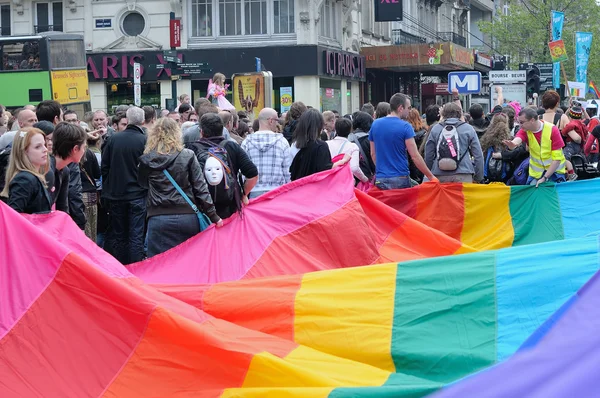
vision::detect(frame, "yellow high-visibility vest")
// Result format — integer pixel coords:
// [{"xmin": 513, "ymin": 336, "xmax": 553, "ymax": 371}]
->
[{"xmin": 526, "ymin": 121, "xmax": 566, "ymax": 179}]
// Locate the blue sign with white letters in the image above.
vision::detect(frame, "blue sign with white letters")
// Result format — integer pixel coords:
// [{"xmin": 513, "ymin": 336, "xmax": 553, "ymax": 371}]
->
[{"xmin": 448, "ymin": 71, "xmax": 482, "ymax": 94}]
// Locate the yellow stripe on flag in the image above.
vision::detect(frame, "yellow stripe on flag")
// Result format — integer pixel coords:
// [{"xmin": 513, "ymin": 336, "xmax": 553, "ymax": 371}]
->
[
  {"xmin": 294, "ymin": 263, "xmax": 398, "ymax": 372},
  {"xmin": 461, "ymin": 184, "xmax": 514, "ymax": 250}
]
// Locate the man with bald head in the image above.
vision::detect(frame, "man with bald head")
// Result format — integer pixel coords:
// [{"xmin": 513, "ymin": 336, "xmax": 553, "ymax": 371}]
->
[
  {"xmin": 240, "ymin": 107, "xmax": 290, "ymax": 198},
  {"xmin": 18, "ymin": 109, "xmax": 38, "ymax": 128}
]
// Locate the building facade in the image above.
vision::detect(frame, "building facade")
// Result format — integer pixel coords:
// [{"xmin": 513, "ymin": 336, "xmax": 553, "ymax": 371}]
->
[{"xmin": 0, "ymin": 0, "xmax": 394, "ymax": 113}]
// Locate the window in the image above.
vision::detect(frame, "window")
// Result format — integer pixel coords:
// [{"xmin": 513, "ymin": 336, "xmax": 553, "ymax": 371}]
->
[
  {"xmin": 121, "ymin": 12, "xmax": 145, "ymax": 36},
  {"xmin": 219, "ymin": 0, "xmax": 241, "ymax": 36},
  {"xmin": 192, "ymin": 0, "xmax": 292, "ymax": 38},
  {"xmin": 319, "ymin": 0, "xmax": 338, "ymax": 40},
  {"xmin": 0, "ymin": 5, "xmax": 10, "ymax": 36},
  {"xmin": 244, "ymin": 0, "xmax": 267, "ymax": 35},
  {"xmin": 191, "ymin": 0, "xmax": 212, "ymax": 37},
  {"xmin": 273, "ymin": 0, "xmax": 293, "ymax": 34},
  {"xmin": 0, "ymin": 40, "xmax": 41, "ymax": 71},
  {"xmin": 361, "ymin": 0, "xmax": 372, "ymax": 32},
  {"xmin": 35, "ymin": 1, "xmax": 63, "ymax": 33},
  {"xmin": 49, "ymin": 39, "xmax": 85, "ymax": 69}
]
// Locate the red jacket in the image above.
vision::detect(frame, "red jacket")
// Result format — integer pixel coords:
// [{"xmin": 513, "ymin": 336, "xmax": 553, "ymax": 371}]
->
[{"xmin": 562, "ymin": 120, "xmax": 588, "ymax": 144}]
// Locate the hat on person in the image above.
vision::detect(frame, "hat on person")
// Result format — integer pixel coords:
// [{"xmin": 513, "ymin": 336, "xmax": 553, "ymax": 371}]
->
[
  {"xmin": 568, "ymin": 106, "xmax": 583, "ymax": 119},
  {"xmin": 33, "ymin": 120, "xmax": 55, "ymax": 136}
]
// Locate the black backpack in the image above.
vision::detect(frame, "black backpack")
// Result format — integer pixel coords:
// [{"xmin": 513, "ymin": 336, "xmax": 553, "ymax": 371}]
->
[
  {"xmin": 189, "ymin": 139, "xmax": 242, "ymax": 213},
  {"xmin": 348, "ymin": 132, "xmax": 375, "ymax": 180},
  {"xmin": 484, "ymin": 147, "xmax": 510, "ymax": 183}
]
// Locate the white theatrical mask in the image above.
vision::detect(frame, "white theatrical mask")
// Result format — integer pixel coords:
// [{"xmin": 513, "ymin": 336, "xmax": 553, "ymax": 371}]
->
[{"xmin": 204, "ymin": 156, "xmax": 224, "ymax": 186}]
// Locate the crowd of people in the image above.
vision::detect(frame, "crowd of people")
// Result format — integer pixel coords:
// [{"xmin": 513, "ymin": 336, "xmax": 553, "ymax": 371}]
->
[{"xmin": 0, "ymin": 84, "xmax": 595, "ymax": 264}]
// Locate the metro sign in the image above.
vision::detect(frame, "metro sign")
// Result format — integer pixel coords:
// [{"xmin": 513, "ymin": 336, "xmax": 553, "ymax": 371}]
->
[{"xmin": 448, "ymin": 71, "xmax": 482, "ymax": 94}]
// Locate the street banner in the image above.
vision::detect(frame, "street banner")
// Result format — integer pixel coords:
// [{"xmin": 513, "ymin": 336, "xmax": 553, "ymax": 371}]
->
[
  {"xmin": 551, "ymin": 11, "xmax": 564, "ymax": 88},
  {"xmin": 575, "ymin": 32, "xmax": 593, "ymax": 86}
]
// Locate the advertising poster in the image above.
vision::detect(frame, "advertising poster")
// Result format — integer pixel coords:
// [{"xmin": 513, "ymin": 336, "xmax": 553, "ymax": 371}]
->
[
  {"xmin": 280, "ymin": 87, "xmax": 292, "ymax": 113},
  {"xmin": 233, "ymin": 73, "xmax": 265, "ymax": 120},
  {"xmin": 51, "ymin": 69, "xmax": 90, "ymax": 105}
]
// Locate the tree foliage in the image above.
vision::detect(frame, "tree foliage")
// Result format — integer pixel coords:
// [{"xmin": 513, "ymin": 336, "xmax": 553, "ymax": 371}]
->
[{"xmin": 479, "ymin": 0, "xmax": 600, "ymax": 89}]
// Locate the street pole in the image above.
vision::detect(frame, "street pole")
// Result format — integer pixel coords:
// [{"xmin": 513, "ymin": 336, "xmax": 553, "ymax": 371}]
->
[{"xmin": 170, "ymin": 12, "xmax": 177, "ymax": 106}]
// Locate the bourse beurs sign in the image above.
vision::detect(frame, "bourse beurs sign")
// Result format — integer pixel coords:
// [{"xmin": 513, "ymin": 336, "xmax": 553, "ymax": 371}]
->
[{"xmin": 322, "ymin": 49, "xmax": 366, "ymax": 81}]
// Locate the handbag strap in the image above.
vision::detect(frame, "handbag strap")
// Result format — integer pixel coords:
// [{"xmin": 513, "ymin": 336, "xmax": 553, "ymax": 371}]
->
[
  {"xmin": 337, "ymin": 140, "xmax": 348, "ymax": 155},
  {"xmin": 163, "ymin": 169, "xmax": 200, "ymax": 215}
]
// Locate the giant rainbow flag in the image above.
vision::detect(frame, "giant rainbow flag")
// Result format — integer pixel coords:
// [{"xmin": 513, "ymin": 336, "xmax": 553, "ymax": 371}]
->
[{"xmin": 2, "ymin": 167, "xmax": 600, "ymax": 397}]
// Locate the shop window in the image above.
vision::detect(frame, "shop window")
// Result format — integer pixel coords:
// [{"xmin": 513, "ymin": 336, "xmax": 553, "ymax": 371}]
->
[
  {"xmin": 320, "ymin": 79, "xmax": 342, "ymax": 113},
  {"xmin": 273, "ymin": 0, "xmax": 293, "ymax": 34},
  {"xmin": 106, "ymin": 82, "xmax": 161, "ymax": 111}
]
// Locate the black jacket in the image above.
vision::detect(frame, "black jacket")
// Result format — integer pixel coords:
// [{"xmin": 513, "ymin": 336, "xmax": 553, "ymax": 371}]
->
[
  {"xmin": 67, "ymin": 163, "xmax": 86, "ymax": 229},
  {"xmin": 80, "ymin": 149, "xmax": 101, "ymax": 193},
  {"xmin": 138, "ymin": 149, "xmax": 220, "ymax": 223},
  {"xmin": 290, "ymin": 140, "xmax": 332, "ymax": 181},
  {"xmin": 45, "ymin": 156, "xmax": 69, "ymax": 213},
  {"xmin": 101, "ymin": 124, "xmax": 147, "ymax": 201},
  {"xmin": 6, "ymin": 171, "xmax": 52, "ymax": 214},
  {"xmin": 185, "ymin": 136, "xmax": 258, "ymax": 219}
]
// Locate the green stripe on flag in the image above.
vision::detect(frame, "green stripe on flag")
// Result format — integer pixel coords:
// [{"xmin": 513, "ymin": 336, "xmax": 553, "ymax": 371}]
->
[
  {"xmin": 389, "ymin": 252, "xmax": 497, "ymax": 385},
  {"xmin": 509, "ymin": 185, "xmax": 564, "ymax": 246}
]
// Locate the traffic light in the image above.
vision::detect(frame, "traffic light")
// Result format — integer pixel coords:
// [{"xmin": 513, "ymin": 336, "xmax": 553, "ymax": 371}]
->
[{"xmin": 526, "ymin": 66, "xmax": 541, "ymax": 97}]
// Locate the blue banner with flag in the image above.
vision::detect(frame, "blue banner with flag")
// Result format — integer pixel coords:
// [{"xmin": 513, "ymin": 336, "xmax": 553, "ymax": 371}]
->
[
  {"xmin": 575, "ymin": 32, "xmax": 593, "ymax": 87},
  {"xmin": 551, "ymin": 11, "xmax": 564, "ymax": 89}
]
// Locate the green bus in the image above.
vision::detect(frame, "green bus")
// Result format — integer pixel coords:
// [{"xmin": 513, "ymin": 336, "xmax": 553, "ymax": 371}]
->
[{"xmin": 0, "ymin": 32, "xmax": 90, "ymax": 113}]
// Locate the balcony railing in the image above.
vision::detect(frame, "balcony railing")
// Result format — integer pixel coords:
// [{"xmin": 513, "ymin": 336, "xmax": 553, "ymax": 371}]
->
[
  {"xmin": 392, "ymin": 29, "xmax": 468, "ymax": 47},
  {"xmin": 34, "ymin": 24, "xmax": 63, "ymax": 33},
  {"xmin": 437, "ymin": 32, "xmax": 467, "ymax": 47},
  {"xmin": 391, "ymin": 29, "xmax": 428, "ymax": 45}
]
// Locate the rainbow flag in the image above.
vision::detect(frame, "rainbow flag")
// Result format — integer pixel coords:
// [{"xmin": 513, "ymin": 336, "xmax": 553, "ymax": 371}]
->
[
  {"xmin": 369, "ymin": 180, "xmax": 600, "ymax": 251},
  {"xmin": 2, "ymin": 168, "xmax": 600, "ymax": 397},
  {"xmin": 589, "ymin": 80, "xmax": 600, "ymax": 98}
]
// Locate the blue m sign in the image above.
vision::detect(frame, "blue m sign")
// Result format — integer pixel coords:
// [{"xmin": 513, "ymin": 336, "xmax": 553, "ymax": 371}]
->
[{"xmin": 448, "ymin": 72, "xmax": 482, "ymax": 94}]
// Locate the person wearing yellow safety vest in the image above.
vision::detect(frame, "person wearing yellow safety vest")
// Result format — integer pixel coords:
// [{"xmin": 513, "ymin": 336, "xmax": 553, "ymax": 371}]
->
[{"xmin": 503, "ymin": 107, "xmax": 566, "ymax": 187}]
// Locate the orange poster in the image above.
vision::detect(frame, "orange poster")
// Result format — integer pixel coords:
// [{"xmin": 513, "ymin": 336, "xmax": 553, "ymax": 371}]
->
[{"xmin": 232, "ymin": 73, "xmax": 265, "ymax": 120}]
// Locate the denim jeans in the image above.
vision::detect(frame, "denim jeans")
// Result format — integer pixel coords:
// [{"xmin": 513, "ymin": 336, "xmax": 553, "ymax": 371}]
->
[
  {"xmin": 107, "ymin": 198, "xmax": 147, "ymax": 265},
  {"xmin": 147, "ymin": 214, "xmax": 200, "ymax": 258},
  {"xmin": 527, "ymin": 172, "xmax": 566, "ymax": 185},
  {"xmin": 374, "ymin": 176, "xmax": 411, "ymax": 190}
]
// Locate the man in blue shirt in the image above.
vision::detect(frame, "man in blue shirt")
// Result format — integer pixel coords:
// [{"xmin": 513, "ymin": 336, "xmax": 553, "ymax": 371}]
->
[{"xmin": 369, "ymin": 93, "xmax": 437, "ymax": 189}]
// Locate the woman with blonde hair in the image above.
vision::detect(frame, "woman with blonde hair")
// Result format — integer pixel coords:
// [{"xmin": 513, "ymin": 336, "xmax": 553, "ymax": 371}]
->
[
  {"xmin": 1, "ymin": 127, "xmax": 51, "ymax": 213},
  {"xmin": 138, "ymin": 117, "xmax": 222, "ymax": 257}
]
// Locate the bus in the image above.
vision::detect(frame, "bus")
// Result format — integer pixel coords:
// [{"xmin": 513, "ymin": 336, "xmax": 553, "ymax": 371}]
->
[{"xmin": 0, "ymin": 32, "xmax": 90, "ymax": 113}]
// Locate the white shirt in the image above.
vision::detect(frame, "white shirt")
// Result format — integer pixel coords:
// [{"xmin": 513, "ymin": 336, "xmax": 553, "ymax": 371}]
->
[{"xmin": 326, "ymin": 136, "xmax": 369, "ymax": 182}]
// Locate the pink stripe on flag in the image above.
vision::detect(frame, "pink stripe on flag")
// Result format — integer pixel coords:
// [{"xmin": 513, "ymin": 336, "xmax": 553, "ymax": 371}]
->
[
  {"xmin": 0, "ymin": 203, "xmax": 68, "ymax": 339},
  {"xmin": 129, "ymin": 166, "xmax": 356, "ymax": 284}
]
